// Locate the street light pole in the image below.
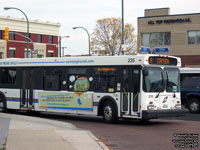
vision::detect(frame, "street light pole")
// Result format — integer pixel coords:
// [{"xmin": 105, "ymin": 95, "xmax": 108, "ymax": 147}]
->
[
  {"xmin": 61, "ymin": 47, "xmax": 67, "ymax": 57},
  {"xmin": 73, "ymin": 26, "xmax": 91, "ymax": 56},
  {"xmin": 4, "ymin": 7, "xmax": 30, "ymax": 58},
  {"xmin": 58, "ymin": 36, "xmax": 70, "ymax": 57},
  {"xmin": 121, "ymin": 0, "xmax": 125, "ymax": 45}
]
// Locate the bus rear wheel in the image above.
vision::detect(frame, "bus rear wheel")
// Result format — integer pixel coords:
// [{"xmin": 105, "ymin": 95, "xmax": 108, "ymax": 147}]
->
[
  {"xmin": 103, "ymin": 101, "xmax": 117, "ymax": 123},
  {"xmin": 0, "ymin": 96, "xmax": 6, "ymax": 112}
]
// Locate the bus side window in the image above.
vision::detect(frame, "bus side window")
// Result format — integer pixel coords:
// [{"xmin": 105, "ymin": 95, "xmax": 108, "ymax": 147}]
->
[
  {"xmin": 0, "ymin": 68, "xmax": 17, "ymax": 85},
  {"xmin": 32, "ymin": 68, "xmax": 43, "ymax": 89},
  {"xmin": 44, "ymin": 68, "xmax": 62, "ymax": 91},
  {"xmin": 93, "ymin": 75, "xmax": 107, "ymax": 92},
  {"xmin": 93, "ymin": 67, "xmax": 116, "ymax": 93}
]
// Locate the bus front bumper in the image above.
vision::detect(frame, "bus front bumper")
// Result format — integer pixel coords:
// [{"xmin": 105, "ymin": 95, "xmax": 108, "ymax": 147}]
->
[{"xmin": 142, "ymin": 109, "xmax": 186, "ymax": 119}]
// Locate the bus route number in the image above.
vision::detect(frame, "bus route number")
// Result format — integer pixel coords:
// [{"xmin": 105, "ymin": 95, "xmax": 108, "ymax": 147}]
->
[{"xmin": 128, "ymin": 58, "xmax": 135, "ymax": 63}]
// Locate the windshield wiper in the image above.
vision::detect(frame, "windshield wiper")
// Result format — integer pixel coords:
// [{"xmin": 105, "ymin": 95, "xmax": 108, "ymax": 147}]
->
[
  {"xmin": 155, "ymin": 92, "xmax": 160, "ymax": 98},
  {"xmin": 173, "ymin": 92, "xmax": 176, "ymax": 98}
]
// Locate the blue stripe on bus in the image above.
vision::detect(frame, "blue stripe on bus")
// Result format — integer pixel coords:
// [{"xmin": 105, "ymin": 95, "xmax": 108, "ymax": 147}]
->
[
  {"xmin": 7, "ymin": 100, "xmax": 20, "ymax": 102},
  {"xmin": 6, "ymin": 98, "xmax": 20, "ymax": 102},
  {"xmin": 93, "ymin": 102, "xmax": 99, "ymax": 106},
  {"xmin": 18, "ymin": 61, "xmax": 65, "ymax": 64},
  {"xmin": 47, "ymin": 107, "xmax": 93, "ymax": 111}
]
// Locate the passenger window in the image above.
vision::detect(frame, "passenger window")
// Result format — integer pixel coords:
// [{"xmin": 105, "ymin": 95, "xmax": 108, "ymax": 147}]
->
[
  {"xmin": 44, "ymin": 68, "xmax": 62, "ymax": 91},
  {"xmin": 0, "ymin": 68, "xmax": 16, "ymax": 85},
  {"xmin": 93, "ymin": 67, "xmax": 116, "ymax": 92}
]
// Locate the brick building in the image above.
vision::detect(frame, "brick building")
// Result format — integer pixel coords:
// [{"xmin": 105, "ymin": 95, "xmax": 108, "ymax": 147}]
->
[
  {"xmin": 0, "ymin": 16, "xmax": 60, "ymax": 58},
  {"xmin": 138, "ymin": 8, "xmax": 200, "ymax": 67}
]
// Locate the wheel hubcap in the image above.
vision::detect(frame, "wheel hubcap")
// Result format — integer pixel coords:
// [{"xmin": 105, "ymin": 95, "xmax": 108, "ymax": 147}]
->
[
  {"xmin": 190, "ymin": 102, "xmax": 199, "ymax": 112},
  {"xmin": 0, "ymin": 101, "xmax": 3, "ymax": 111},
  {"xmin": 104, "ymin": 106, "xmax": 112, "ymax": 120}
]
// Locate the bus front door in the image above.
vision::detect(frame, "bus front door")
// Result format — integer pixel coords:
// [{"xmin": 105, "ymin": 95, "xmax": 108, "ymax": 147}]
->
[
  {"xmin": 121, "ymin": 67, "xmax": 140, "ymax": 116},
  {"xmin": 20, "ymin": 68, "xmax": 34, "ymax": 109}
]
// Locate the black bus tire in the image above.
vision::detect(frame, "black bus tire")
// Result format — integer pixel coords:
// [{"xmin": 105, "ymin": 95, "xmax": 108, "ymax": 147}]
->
[
  {"xmin": 103, "ymin": 101, "xmax": 117, "ymax": 123},
  {"xmin": 0, "ymin": 96, "xmax": 7, "ymax": 112},
  {"xmin": 139, "ymin": 119, "xmax": 150, "ymax": 124}
]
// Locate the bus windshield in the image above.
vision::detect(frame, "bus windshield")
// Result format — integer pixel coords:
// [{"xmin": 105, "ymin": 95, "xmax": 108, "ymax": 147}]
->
[
  {"xmin": 165, "ymin": 68, "xmax": 180, "ymax": 92},
  {"xmin": 143, "ymin": 68, "xmax": 164, "ymax": 92},
  {"xmin": 143, "ymin": 67, "xmax": 180, "ymax": 92}
]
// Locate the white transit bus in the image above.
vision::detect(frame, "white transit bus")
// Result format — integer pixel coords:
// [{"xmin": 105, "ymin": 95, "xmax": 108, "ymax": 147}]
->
[{"xmin": 0, "ymin": 54, "xmax": 184, "ymax": 123}]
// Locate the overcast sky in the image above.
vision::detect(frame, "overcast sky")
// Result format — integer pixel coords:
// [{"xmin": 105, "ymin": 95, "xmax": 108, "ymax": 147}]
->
[{"xmin": 0, "ymin": 0, "xmax": 200, "ymax": 55}]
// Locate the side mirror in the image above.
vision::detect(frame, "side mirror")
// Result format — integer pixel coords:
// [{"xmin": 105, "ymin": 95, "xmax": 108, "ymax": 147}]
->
[{"xmin": 143, "ymin": 69, "xmax": 149, "ymax": 76}]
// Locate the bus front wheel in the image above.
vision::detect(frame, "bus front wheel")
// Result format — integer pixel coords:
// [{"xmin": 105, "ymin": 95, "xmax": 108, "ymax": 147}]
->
[
  {"xmin": 103, "ymin": 101, "xmax": 117, "ymax": 123},
  {"xmin": 0, "ymin": 96, "xmax": 7, "ymax": 112}
]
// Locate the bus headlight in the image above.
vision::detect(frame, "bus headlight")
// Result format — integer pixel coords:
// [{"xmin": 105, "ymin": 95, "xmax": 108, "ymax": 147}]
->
[
  {"xmin": 147, "ymin": 105, "xmax": 155, "ymax": 110},
  {"xmin": 175, "ymin": 104, "xmax": 181, "ymax": 109}
]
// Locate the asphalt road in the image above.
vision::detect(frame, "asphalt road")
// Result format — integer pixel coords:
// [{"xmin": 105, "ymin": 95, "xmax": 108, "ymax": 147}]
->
[{"xmin": 11, "ymin": 108, "xmax": 200, "ymax": 150}]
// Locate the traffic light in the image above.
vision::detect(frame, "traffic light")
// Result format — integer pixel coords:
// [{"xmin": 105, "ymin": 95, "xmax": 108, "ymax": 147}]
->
[{"xmin": 4, "ymin": 27, "xmax": 9, "ymax": 42}]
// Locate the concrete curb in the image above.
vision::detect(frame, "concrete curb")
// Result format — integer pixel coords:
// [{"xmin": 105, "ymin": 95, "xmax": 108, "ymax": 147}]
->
[
  {"xmin": 86, "ymin": 131, "xmax": 110, "ymax": 150},
  {"xmin": 0, "ymin": 112, "xmax": 110, "ymax": 150}
]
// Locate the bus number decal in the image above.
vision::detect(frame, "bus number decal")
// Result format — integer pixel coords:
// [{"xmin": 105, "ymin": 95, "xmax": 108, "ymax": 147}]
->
[{"xmin": 128, "ymin": 58, "xmax": 135, "ymax": 63}]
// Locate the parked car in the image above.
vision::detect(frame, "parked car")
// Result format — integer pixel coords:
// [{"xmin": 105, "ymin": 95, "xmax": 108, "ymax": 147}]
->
[{"xmin": 181, "ymin": 76, "xmax": 200, "ymax": 113}]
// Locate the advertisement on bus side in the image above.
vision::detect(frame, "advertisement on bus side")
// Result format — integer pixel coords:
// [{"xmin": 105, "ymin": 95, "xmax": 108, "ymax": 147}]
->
[{"xmin": 39, "ymin": 92, "xmax": 93, "ymax": 111}]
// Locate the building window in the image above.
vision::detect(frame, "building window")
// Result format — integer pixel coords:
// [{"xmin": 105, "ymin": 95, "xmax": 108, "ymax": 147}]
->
[
  {"xmin": 0, "ymin": 30, "xmax": 2, "ymax": 39},
  {"xmin": 188, "ymin": 31, "xmax": 200, "ymax": 44},
  {"xmin": 48, "ymin": 51, "xmax": 54, "ymax": 57},
  {"xmin": 37, "ymin": 34, "xmax": 42, "ymax": 43},
  {"xmin": 37, "ymin": 54, "xmax": 43, "ymax": 58},
  {"xmin": 9, "ymin": 49, "xmax": 15, "ymax": 58},
  {"xmin": 9, "ymin": 32, "xmax": 15, "ymax": 41},
  {"xmin": 0, "ymin": 52, "xmax": 3, "ymax": 59},
  {"xmin": 48, "ymin": 35, "xmax": 53, "ymax": 44},
  {"xmin": 142, "ymin": 32, "xmax": 171, "ymax": 46}
]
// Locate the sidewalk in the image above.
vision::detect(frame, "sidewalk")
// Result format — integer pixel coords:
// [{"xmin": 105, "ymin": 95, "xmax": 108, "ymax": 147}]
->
[{"xmin": 0, "ymin": 113, "xmax": 109, "ymax": 150}]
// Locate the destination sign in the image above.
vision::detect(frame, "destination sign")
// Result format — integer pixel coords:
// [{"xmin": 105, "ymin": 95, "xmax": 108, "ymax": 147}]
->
[{"xmin": 149, "ymin": 57, "xmax": 177, "ymax": 65}]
